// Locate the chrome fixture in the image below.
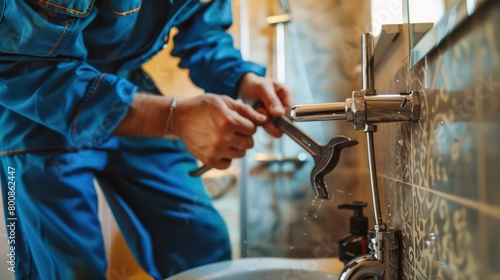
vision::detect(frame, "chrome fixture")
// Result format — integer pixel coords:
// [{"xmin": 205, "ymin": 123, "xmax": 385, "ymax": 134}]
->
[
  {"xmin": 290, "ymin": 91, "xmax": 420, "ymax": 129},
  {"xmin": 290, "ymin": 33, "xmax": 419, "ymax": 279},
  {"xmin": 339, "ymin": 229, "xmax": 401, "ymax": 279}
]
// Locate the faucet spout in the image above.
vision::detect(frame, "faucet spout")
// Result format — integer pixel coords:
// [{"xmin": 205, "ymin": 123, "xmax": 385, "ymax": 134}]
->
[
  {"xmin": 338, "ymin": 228, "xmax": 401, "ymax": 280},
  {"xmin": 338, "ymin": 254, "xmax": 385, "ymax": 280}
]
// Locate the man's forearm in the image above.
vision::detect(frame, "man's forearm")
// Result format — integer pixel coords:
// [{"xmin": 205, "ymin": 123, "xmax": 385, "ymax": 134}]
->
[{"xmin": 113, "ymin": 93, "xmax": 173, "ymax": 137}]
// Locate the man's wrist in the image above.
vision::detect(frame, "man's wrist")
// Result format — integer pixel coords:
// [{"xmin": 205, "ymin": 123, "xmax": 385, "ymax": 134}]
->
[
  {"xmin": 113, "ymin": 93, "xmax": 172, "ymax": 138},
  {"xmin": 163, "ymin": 96, "xmax": 180, "ymax": 139}
]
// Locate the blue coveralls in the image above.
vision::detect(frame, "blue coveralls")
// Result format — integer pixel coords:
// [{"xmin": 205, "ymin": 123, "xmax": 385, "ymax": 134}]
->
[{"xmin": 0, "ymin": 0, "xmax": 265, "ymax": 279}]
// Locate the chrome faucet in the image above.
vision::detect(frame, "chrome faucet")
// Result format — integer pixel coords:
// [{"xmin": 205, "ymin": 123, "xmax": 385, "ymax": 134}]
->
[{"xmin": 290, "ymin": 33, "xmax": 419, "ymax": 279}]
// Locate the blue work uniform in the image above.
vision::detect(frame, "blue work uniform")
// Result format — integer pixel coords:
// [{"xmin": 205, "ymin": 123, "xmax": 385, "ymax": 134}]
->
[{"xmin": 0, "ymin": 0, "xmax": 265, "ymax": 279}]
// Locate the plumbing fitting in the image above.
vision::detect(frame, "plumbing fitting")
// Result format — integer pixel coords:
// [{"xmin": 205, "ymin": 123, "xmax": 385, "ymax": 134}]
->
[
  {"xmin": 290, "ymin": 90, "xmax": 421, "ymax": 131},
  {"xmin": 339, "ymin": 229, "xmax": 401, "ymax": 280},
  {"xmin": 289, "ymin": 33, "xmax": 415, "ymax": 279}
]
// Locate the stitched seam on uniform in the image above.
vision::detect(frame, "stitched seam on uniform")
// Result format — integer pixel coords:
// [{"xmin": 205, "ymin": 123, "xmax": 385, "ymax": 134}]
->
[
  {"xmin": 71, "ymin": 74, "xmax": 106, "ymax": 140},
  {"xmin": 0, "ymin": 146, "xmax": 74, "ymax": 155},
  {"xmin": 46, "ymin": 18, "xmax": 72, "ymax": 56},
  {"xmin": 37, "ymin": 0, "xmax": 94, "ymax": 15},
  {"xmin": 106, "ymin": 0, "xmax": 141, "ymax": 16}
]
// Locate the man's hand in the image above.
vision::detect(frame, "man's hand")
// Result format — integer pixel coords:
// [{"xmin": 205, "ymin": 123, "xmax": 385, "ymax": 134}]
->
[
  {"xmin": 173, "ymin": 94, "xmax": 266, "ymax": 169},
  {"xmin": 113, "ymin": 93, "xmax": 267, "ymax": 170},
  {"xmin": 237, "ymin": 72, "xmax": 293, "ymax": 137},
  {"xmin": 113, "ymin": 71, "xmax": 294, "ymax": 170}
]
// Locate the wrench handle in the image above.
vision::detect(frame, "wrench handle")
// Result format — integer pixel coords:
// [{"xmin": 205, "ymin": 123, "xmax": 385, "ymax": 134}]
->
[
  {"xmin": 252, "ymin": 101, "xmax": 323, "ymax": 156},
  {"xmin": 270, "ymin": 116, "xmax": 322, "ymax": 157},
  {"xmin": 188, "ymin": 101, "xmax": 322, "ymax": 177},
  {"xmin": 188, "ymin": 165, "xmax": 212, "ymax": 177}
]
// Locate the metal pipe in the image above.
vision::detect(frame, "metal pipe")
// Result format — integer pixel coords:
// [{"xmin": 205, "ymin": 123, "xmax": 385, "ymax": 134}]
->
[
  {"xmin": 365, "ymin": 94, "xmax": 415, "ymax": 123},
  {"xmin": 361, "ymin": 32, "xmax": 385, "ymax": 230},
  {"xmin": 365, "ymin": 125, "xmax": 384, "ymax": 230},
  {"xmin": 338, "ymin": 255, "xmax": 385, "ymax": 280},
  {"xmin": 289, "ymin": 102, "xmax": 347, "ymax": 122}
]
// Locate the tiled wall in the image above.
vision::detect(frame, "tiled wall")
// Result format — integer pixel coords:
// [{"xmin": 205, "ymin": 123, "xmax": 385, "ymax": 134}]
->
[{"xmin": 375, "ymin": 1, "xmax": 500, "ymax": 278}]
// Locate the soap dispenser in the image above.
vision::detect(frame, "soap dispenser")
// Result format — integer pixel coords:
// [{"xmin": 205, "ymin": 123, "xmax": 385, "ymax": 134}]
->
[{"xmin": 338, "ymin": 201, "xmax": 369, "ymax": 264}]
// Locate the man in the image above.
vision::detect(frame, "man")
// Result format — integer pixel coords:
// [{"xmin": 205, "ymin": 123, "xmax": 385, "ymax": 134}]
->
[{"xmin": 0, "ymin": 0, "xmax": 292, "ymax": 279}]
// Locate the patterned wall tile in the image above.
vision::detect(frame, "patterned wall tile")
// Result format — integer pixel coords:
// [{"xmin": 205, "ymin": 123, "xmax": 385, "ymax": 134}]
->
[
  {"xmin": 413, "ymin": 270, "xmax": 427, "ymax": 280},
  {"xmin": 373, "ymin": 123, "xmax": 398, "ymax": 179},
  {"xmin": 409, "ymin": 57, "xmax": 427, "ymax": 190},
  {"xmin": 374, "ymin": 57, "xmax": 413, "ymax": 183},
  {"xmin": 399, "ymin": 123, "xmax": 413, "ymax": 183},
  {"xmin": 413, "ymin": 188, "xmax": 481, "ymax": 279},
  {"xmin": 411, "ymin": 16, "xmax": 482, "ymax": 201},
  {"xmin": 471, "ymin": 1, "xmax": 500, "ymax": 208},
  {"xmin": 375, "ymin": 121, "xmax": 413, "ymax": 183},
  {"xmin": 379, "ymin": 178, "xmax": 414, "ymax": 278},
  {"xmin": 377, "ymin": 1, "xmax": 500, "ymax": 279},
  {"xmin": 482, "ymin": 122, "xmax": 500, "ymax": 206},
  {"xmin": 487, "ymin": 215, "xmax": 500, "ymax": 278},
  {"xmin": 412, "ymin": 31, "xmax": 479, "ymax": 196}
]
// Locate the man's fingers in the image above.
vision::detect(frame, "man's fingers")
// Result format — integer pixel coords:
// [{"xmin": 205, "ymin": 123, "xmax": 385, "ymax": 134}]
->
[
  {"xmin": 262, "ymin": 122, "xmax": 283, "ymax": 138},
  {"xmin": 225, "ymin": 96, "xmax": 287, "ymax": 138},
  {"xmin": 259, "ymin": 82, "xmax": 285, "ymax": 116},
  {"xmin": 230, "ymin": 133, "xmax": 254, "ymax": 151},
  {"xmin": 210, "ymin": 158, "xmax": 232, "ymax": 170},
  {"xmin": 228, "ymin": 99, "xmax": 267, "ymax": 126},
  {"xmin": 274, "ymin": 82, "xmax": 294, "ymax": 112},
  {"xmin": 217, "ymin": 133, "xmax": 254, "ymax": 157}
]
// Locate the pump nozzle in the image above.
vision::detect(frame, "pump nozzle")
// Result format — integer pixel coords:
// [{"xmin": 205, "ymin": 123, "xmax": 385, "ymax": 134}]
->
[{"xmin": 338, "ymin": 201, "xmax": 368, "ymax": 235}]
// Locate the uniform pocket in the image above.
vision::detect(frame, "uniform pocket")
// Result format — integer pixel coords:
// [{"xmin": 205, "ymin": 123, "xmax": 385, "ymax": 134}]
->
[
  {"xmin": 106, "ymin": 0, "xmax": 141, "ymax": 16},
  {"xmin": 31, "ymin": 0, "xmax": 95, "ymax": 17},
  {"xmin": 0, "ymin": 1, "xmax": 94, "ymax": 57}
]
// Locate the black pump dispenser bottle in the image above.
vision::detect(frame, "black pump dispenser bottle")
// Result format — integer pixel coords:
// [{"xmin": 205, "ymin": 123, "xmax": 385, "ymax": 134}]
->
[{"xmin": 338, "ymin": 201, "xmax": 369, "ymax": 264}]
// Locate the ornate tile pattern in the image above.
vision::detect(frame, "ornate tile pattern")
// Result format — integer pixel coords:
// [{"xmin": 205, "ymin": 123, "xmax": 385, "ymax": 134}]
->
[
  {"xmin": 378, "ymin": 178, "xmax": 414, "ymax": 278},
  {"xmin": 373, "ymin": 58, "xmax": 413, "ymax": 182},
  {"xmin": 413, "ymin": 188, "xmax": 482, "ymax": 279},
  {"xmin": 487, "ymin": 215, "xmax": 500, "ymax": 278},
  {"xmin": 377, "ymin": 1, "xmax": 500, "ymax": 279}
]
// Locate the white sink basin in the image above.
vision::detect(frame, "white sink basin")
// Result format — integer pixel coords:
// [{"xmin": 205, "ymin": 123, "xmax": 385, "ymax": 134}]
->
[{"xmin": 166, "ymin": 257, "xmax": 341, "ymax": 280}]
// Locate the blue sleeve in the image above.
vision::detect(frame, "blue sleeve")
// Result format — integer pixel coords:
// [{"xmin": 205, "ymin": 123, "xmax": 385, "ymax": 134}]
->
[
  {"xmin": 171, "ymin": 0, "xmax": 266, "ymax": 98},
  {"xmin": 0, "ymin": 58, "xmax": 136, "ymax": 147}
]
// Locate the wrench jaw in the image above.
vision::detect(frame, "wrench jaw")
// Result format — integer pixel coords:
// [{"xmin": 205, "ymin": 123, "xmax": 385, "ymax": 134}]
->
[
  {"xmin": 310, "ymin": 172, "xmax": 330, "ymax": 199},
  {"xmin": 310, "ymin": 137, "xmax": 359, "ymax": 199}
]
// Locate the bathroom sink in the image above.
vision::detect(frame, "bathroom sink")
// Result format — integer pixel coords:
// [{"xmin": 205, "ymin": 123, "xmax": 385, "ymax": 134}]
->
[{"xmin": 166, "ymin": 257, "xmax": 342, "ymax": 280}]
